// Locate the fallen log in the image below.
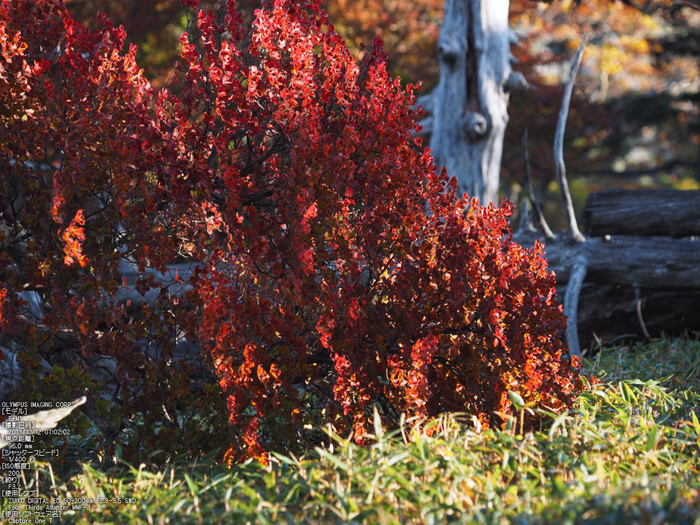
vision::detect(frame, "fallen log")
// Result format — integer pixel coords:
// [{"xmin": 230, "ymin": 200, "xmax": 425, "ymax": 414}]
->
[
  {"xmin": 511, "ymin": 230, "xmax": 700, "ymax": 352},
  {"xmin": 513, "ymin": 232, "xmax": 700, "ymax": 290},
  {"xmin": 583, "ymin": 189, "xmax": 700, "ymax": 238}
]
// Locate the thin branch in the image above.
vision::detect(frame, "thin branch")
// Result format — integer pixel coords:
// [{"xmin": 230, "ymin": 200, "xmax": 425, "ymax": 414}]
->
[
  {"xmin": 242, "ymin": 189, "xmax": 274, "ymax": 206},
  {"xmin": 554, "ymin": 36, "xmax": 587, "ymax": 243},
  {"xmin": 634, "ymin": 285, "xmax": 651, "ymax": 340},
  {"xmin": 521, "ymin": 128, "xmax": 556, "ymax": 240}
]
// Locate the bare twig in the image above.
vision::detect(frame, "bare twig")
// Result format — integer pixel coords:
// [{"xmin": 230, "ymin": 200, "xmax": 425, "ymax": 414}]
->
[
  {"xmin": 634, "ymin": 285, "xmax": 651, "ymax": 340},
  {"xmin": 554, "ymin": 37, "xmax": 587, "ymax": 243},
  {"xmin": 521, "ymin": 128, "xmax": 556, "ymax": 239},
  {"xmin": 564, "ymin": 254, "xmax": 587, "ymax": 359}
]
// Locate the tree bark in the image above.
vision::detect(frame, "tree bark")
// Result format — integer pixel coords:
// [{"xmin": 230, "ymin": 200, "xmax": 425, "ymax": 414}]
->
[
  {"xmin": 513, "ymin": 231, "xmax": 700, "ymax": 290},
  {"xmin": 417, "ymin": 0, "xmax": 516, "ymax": 205},
  {"xmin": 583, "ymin": 189, "xmax": 700, "ymax": 238}
]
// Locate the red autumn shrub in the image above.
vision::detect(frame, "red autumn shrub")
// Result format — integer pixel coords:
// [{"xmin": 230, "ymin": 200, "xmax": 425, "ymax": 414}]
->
[
  {"xmin": 0, "ymin": 0, "xmax": 232, "ymax": 458},
  {"xmin": 0, "ymin": 0, "xmax": 582, "ymax": 463},
  {"xmin": 175, "ymin": 0, "xmax": 582, "ymax": 461}
]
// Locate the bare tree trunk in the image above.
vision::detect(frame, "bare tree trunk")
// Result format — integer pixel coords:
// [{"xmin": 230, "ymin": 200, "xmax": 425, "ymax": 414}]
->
[{"xmin": 418, "ymin": 0, "xmax": 521, "ymax": 205}]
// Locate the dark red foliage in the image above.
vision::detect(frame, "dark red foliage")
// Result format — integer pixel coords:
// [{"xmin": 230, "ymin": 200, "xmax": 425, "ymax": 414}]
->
[{"xmin": 0, "ymin": 0, "xmax": 582, "ymax": 463}]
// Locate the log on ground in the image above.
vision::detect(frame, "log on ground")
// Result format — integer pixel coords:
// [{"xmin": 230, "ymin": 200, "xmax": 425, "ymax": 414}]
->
[
  {"xmin": 583, "ymin": 189, "xmax": 700, "ymax": 238},
  {"xmin": 513, "ymin": 232, "xmax": 700, "ymax": 290}
]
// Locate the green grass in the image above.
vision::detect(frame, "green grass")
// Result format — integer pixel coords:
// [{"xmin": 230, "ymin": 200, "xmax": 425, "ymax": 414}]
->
[{"xmin": 3, "ymin": 338, "xmax": 700, "ymax": 524}]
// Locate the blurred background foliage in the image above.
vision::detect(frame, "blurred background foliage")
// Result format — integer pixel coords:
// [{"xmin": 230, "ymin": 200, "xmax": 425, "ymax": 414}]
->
[{"xmin": 65, "ymin": 0, "xmax": 700, "ymax": 230}]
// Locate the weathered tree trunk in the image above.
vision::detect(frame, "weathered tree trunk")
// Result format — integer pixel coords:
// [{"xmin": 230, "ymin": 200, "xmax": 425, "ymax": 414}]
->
[
  {"xmin": 584, "ymin": 189, "xmax": 700, "ymax": 238},
  {"xmin": 419, "ymin": 0, "xmax": 698, "ymax": 350},
  {"xmin": 418, "ymin": 0, "xmax": 521, "ymax": 205}
]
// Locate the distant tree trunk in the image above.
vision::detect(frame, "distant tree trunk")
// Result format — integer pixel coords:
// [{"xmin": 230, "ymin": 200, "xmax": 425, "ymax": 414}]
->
[{"xmin": 417, "ymin": 0, "xmax": 522, "ymax": 205}]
